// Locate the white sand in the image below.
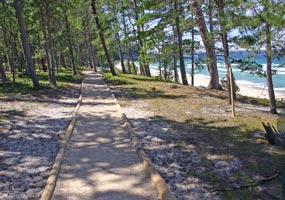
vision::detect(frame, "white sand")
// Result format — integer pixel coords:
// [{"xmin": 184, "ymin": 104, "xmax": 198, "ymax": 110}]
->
[
  {"xmin": 236, "ymin": 82, "xmax": 285, "ymax": 100},
  {"xmin": 115, "ymin": 63, "xmax": 285, "ymax": 100},
  {"xmin": 155, "ymin": 69, "xmax": 285, "ymax": 100},
  {"xmin": 189, "ymin": 74, "xmax": 285, "ymax": 100}
]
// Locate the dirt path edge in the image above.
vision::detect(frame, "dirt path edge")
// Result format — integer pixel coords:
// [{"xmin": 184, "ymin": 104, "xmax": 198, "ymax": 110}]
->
[
  {"xmin": 122, "ymin": 113, "xmax": 176, "ymax": 200},
  {"xmin": 40, "ymin": 82, "xmax": 84, "ymax": 200}
]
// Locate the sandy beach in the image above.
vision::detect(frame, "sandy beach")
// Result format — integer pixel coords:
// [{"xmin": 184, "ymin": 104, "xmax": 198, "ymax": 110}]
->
[
  {"xmin": 115, "ymin": 63, "xmax": 285, "ymax": 100},
  {"xmin": 189, "ymin": 74, "xmax": 285, "ymax": 100}
]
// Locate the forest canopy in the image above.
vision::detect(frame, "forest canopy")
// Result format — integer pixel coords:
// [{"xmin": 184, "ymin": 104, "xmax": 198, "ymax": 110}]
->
[{"xmin": 0, "ymin": 0, "xmax": 284, "ymax": 113}]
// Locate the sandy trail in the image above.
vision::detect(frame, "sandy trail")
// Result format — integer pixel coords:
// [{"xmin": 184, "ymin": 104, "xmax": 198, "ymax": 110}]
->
[{"xmin": 52, "ymin": 72, "xmax": 158, "ymax": 200}]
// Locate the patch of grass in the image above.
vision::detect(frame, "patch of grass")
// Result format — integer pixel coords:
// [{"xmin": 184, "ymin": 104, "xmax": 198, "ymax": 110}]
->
[
  {"xmin": 237, "ymin": 94, "xmax": 285, "ymax": 108},
  {"xmin": 0, "ymin": 68, "xmax": 85, "ymax": 95},
  {"xmin": 103, "ymin": 72, "xmax": 176, "ymax": 85},
  {"xmin": 125, "ymin": 87, "xmax": 163, "ymax": 98},
  {"xmin": 103, "ymin": 72, "xmax": 186, "ymax": 99},
  {"xmin": 105, "ymin": 72, "xmax": 285, "ymax": 199},
  {"xmin": 103, "ymin": 73, "xmax": 136, "ymax": 85},
  {"xmin": 56, "ymin": 70, "xmax": 84, "ymax": 85}
]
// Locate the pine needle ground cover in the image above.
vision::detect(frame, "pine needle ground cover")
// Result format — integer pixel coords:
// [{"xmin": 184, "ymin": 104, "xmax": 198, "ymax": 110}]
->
[{"xmin": 104, "ymin": 72, "xmax": 285, "ymax": 200}]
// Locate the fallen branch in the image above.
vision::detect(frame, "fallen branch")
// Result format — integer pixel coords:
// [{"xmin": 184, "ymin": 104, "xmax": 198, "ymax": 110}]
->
[{"xmin": 213, "ymin": 171, "xmax": 281, "ymax": 192}]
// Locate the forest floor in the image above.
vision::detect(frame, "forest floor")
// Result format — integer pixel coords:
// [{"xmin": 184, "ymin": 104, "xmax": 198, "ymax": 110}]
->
[
  {"xmin": 0, "ymin": 69, "xmax": 83, "ymax": 199},
  {"xmin": 103, "ymin": 73, "xmax": 285, "ymax": 200}
]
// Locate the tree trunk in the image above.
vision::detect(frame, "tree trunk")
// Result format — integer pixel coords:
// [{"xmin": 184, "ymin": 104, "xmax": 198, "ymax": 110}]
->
[
  {"xmin": 157, "ymin": 45, "xmax": 162, "ymax": 79},
  {"xmin": 91, "ymin": 0, "xmax": 116, "ymax": 76},
  {"xmin": 215, "ymin": 0, "xmax": 236, "ymax": 103},
  {"xmin": 20, "ymin": 52, "xmax": 25, "ymax": 72},
  {"xmin": 116, "ymin": 32, "xmax": 127, "ymax": 73},
  {"xmin": 45, "ymin": 3, "xmax": 56, "ymax": 85},
  {"xmin": 41, "ymin": 58, "xmax": 47, "ymax": 72},
  {"xmin": 121, "ymin": 13, "xmax": 131, "ymax": 73},
  {"xmin": 83, "ymin": 21, "xmax": 90, "ymax": 68},
  {"xmin": 77, "ymin": 43, "xmax": 83, "ymax": 67},
  {"xmin": 60, "ymin": 52, "xmax": 66, "ymax": 68},
  {"xmin": 64, "ymin": 11, "xmax": 77, "ymax": 75},
  {"xmin": 90, "ymin": 45, "xmax": 98, "ymax": 72},
  {"xmin": 1, "ymin": 16, "xmax": 15, "ymax": 83},
  {"xmin": 146, "ymin": 63, "xmax": 151, "ymax": 77},
  {"xmin": 129, "ymin": 47, "xmax": 137, "ymax": 75},
  {"xmin": 110, "ymin": 6, "xmax": 126, "ymax": 74},
  {"xmin": 19, "ymin": 52, "xmax": 25, "ymax": 72},
  {"xmin": 37, "ymin": 58, "xmax": 40, "ymax": 71},
  {"xmin": 191, "ymin": 16, "xmax": 195, "ymax": 86},
  {"xmin": 55, "ymin": 53, "xmax": 60, "ymax": 74},
  {"xmin": 127, "ymin": 14, "xmax": 140, "ymax": 75},
  {"xmin": 87, "ymin": 14, "xmax": 98, "ymax": 72},
  {"xmin": 83, "ymin": 13, "xmax": 93, "ymax": 69},
  {"xmin": 190, "ymin": 0, "xmax": 221, "ymax": 89},
  {"xmin": 172, "ymin": 25, "xmax": 179, "ymax": 83},
  {"xmin": 125, "ymin": 43, "xmax": 131, "ymax": 73},
  {"xmin": 1, "ymin": 28, "xmax": 15, "ymax": 83},
  {"xmin": 13, "ymin": 34, "xmax": 23, "ymax": 72},
  {"xmin": 1, "ymin": 1, "xmax": 15, "ymax": 82},
  {"xmin": 164, "ymin": 61, "xmax": 167, "ymax": 80},
  {"xmin": 41, "ymin": 4, "xmax": 51, "ymax": 79},
  {"xmin": 141, "ymin": 25, "xmax": 151, "ymax": 77},
  {"xmin": 0, "ymin": 56, "xmax": 7, "ymax": 88},
  {"xmin": 133, "ymin": 0, "xmax": 150, "ymax": 77},
  {"xmin": 265, "ymin": 23, "xmax": 277, "ymax": 114},
  {"xmin": 175, "ymin": 0, "xmax": 188, "ymax": 85},
  {"xmin": 10, "ymin": 57, "xmax": 15, "ymax": 84},
  {"xmin": 173, "ymin": 55, "xmax": 179, "ymax": 82},
  {"xmin": 223, "ymin": 38, "xmax": 234, "ymax": 103},
  {"xmin": 208, "ymin": 0, "xmax": 214, "ymax": 33},
  {"xmin": 14, "ymin": 0, "xmax": 40, "ymax": 87}
]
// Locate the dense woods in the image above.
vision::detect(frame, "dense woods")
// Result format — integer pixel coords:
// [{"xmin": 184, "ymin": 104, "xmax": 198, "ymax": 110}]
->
[{"xmin": 0, "ymin": 0, "xmax": 284, "ymax": 113}]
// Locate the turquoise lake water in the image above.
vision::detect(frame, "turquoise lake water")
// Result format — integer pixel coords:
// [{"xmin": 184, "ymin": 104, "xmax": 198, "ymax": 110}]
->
[{"xmin": 148, "ymin": 51, "xmax": 285, "ymax": 91}]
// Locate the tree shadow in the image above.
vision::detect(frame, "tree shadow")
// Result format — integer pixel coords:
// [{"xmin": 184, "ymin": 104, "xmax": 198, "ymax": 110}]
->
[
  {"xmin": 0, "ymin": 85, "xmax": 81, "ymax": 199},
  {"xmin": 0, "ymin": 116, "xmax": 70, "ymax": 198},
  {"xmin": 0, "ymin": 109, "xmax": 26, "ymax": 118},
  {"xmin": 52, "ymin": 112, "xmax": 158, "ymax": 200},
  {"xmin": 126, "ymin": 114, "xmax": 285, "ymax": 199}
]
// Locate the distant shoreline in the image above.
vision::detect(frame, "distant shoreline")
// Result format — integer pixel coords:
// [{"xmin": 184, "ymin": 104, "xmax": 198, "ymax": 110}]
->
[
  {"xmin": 190, "ymin": 74, "xmax": 285, "ymax": 100},
  {"xmin": 115, "ymin": 62, "xmax": 285, "ymax": 100}
]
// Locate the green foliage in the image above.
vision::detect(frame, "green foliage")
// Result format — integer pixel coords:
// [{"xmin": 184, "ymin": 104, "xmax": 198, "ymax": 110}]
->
[
  {"xmin": 221, "ymin": 76, "xmax": 240, "ymax": 92},
  {"xmin": 232, "ymin": 59, "xmax": 266, "ymax": 77},
  {"xmin": 135, "ymin": 13, "xmax": 158, "ymax": 26},
  {"xmin": 232, "ymin": 0, "xmax": 285, "ymax": 53},
  {"xmin": 0, "ymin": 68, "xmax": 84, "ymax": 94},
  {"xmin": 232, "ymin": 35, "xmax": 257, "ymax": 49},
  {"xmin": 103, "ymin": 73, "xmax": 136, "ymax": 85},
  {"xmin": 103, "ymin": 72, "xmax": 172, "ymax": 85},
  {"xmin": 0, "ymin": 0, "xmax": 284, "ymax": 105},
  {"xmin": 194, "ymin": 57, "xmax": 207, "ymax": 72}
]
